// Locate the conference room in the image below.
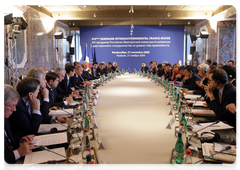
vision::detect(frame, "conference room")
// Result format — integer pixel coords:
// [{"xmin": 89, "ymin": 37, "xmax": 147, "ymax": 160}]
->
[{"xmin": 3, "ymin": 2, "xmax": 237, "ymax": 170}]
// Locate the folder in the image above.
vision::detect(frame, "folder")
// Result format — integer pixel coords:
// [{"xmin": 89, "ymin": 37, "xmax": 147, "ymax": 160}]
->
[{"xmin": 49, "ymin": 108, "xmax": 73, "ymax": 117}]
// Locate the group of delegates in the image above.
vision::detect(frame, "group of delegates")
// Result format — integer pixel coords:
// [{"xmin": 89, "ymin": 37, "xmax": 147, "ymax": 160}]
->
[
  {"xmin": 141, "ymin": 59, "xmax": 236, "ymax": 131},
  {"xmin": 4, "ymin": 60, "xmax": 119, "ymax": 163}
]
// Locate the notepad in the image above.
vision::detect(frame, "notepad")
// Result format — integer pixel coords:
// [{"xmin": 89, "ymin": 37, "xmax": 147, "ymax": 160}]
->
[
  {"xmin": 186, "ymin": 100, "xmax": 207, "ymax": 107},
  {"xmin": 184, "ymin": 94, "xmax": 202, "ymax": 100},
  {"xmin": 192, "ymin": 108, "xmax": 217, "ymax": 117},
  {"xmin": 38, "ymin": 124, "xmax": 68, "ymax": 133},
  {"xmin": 49, "ymin": 108, "xmax": 73, "ymax": 117},
  {"xmin": 32, "ymin": 132, "xmax": 68, "ymax": 147},
  {"xmin": 24, "ymin": 147, "xmax": 66, "ymax": 164}
]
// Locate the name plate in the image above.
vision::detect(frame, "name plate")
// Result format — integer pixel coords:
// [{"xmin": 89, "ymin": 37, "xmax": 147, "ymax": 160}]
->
[
  {"xmin": 166, "ymin": 117, "xmax": 175, "ymax": 129},
  {"xmin": 91, "ymin": 116, "xmax": 98, "ymax": 129},
  {"xmin": 97, "ymin": 89, "xmax": 100, "ymax": 93},
  {"xmin": 100, "ymin": 158, "xmax": 109, "ymax": 170},
  {"xmin": 168, "ymin": 105, "xmax": 173, "ymax": 115},
  {"xmin": 95, "ymin": 93, "xmax": 99, "ymax": 99},
  {"xmin": 102, "ymin": 83, "xmax": 106, "ymax": 86},
  {"xmin": 91, "ymin": 107, "xmax": 96, "ymax": 116},
  {"xmin": 93, "ymin": 99, "xmax": 98, "ymax": 106},
  {"xmin": 156, "ymin": 82, "xmax": 160, "ymax": 86},
  {"xmin": 95, "ymin": 132, "xmax": 105, "ymax": 149}
]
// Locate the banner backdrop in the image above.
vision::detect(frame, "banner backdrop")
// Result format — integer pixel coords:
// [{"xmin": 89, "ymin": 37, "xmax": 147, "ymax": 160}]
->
[{"xmin": 80, "ymin": 25, "xmax": 184, "ymax": 71}]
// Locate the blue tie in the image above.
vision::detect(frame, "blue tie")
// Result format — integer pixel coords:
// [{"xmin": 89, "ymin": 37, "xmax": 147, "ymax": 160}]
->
[
  {"xmin": 26, "ymin": 104, "xmax": 31, "ymax": 118},
  {"xmin": 50, "ymin": 90, "xmax": 55, "ymax": 101}
]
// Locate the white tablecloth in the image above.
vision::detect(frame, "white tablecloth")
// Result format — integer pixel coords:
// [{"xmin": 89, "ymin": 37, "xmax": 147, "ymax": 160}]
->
[{"xmin": 94, "ymin": 74, "xmax": 176, "ymax": 164}]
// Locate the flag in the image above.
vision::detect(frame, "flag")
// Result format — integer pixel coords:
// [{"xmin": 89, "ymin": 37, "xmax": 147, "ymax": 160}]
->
[
  {"xmin": 85, "ymin": 43, "xmax": 91, "ymax": 69},
  {"xmin": 92, "ymin": 46, "xmax": 97, "ymax": 64}
]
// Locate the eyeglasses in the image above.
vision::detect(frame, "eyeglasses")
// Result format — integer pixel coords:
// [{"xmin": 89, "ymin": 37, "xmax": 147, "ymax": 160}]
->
[{"xmin": 5, "ymin": 103, "xmax": 17, "ymax": 110}]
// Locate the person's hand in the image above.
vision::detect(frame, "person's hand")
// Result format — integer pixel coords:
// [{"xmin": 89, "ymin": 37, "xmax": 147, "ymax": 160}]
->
[
  {"xmin": 29, "ymin": 94, "xmax": 40, "ymax": 111},
  {"xmin": 17, "ymin": 141, "xmax": 36, "ymax": 157},
  {"xmin": 19, "ymin": 135, "xmax": 35, "ymax": 144},
  {"xmin": 49, "ymin": 106, "xmax": 59, "ymax": 111},
  {"xmin": 196, "ymin": 80, "xmax": 200, "ymax": 86},
  {"xmin": 57, "ymin": 116, "xmax": 69, "ymax": 123},
  {"xmin": 204, "ymin": 84, "xmax": 215, "ymax": 100},
  {"xmin": 183, "ymin": 89, "xmax": 190, "ymax": 94},
  {"xmin": 41, "ymin": 87, "xmax": 49, "ymax": 99},
  {"xmin": 203, "ymin": 102, "xmax": 208, "ymax": 107},
  {"xmin": 70, "ymin": 87, "xmax": 75, "ymax": 91},
  {"xmin": 226, "ymin": 103, "xmax": 236, "ymax": 114}
]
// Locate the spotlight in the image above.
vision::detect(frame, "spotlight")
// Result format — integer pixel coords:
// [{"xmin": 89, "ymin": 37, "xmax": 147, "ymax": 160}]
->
[
  {"xmin": 54, "ymin": 32, "xmax": 63, "ymax": 39},
  {"xmin": 200, "ymin": 31, "xmax": 209, "ymax": 39},
  {"xmin": 4, "ymin": 13, "xmax": 13, "ymax": 25},
  {"xmin": 67, "ymin": 35, "xmax": 73, "ymax": 44},
  {"xmin": 190, "ymin": 35, "xmax": 198, "ymax": 43}
]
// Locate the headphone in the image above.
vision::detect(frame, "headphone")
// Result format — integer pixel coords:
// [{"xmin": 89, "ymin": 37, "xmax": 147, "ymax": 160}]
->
[{"xmin": 200, "ymin": 132, "xmax": 221, "ymax": 143}]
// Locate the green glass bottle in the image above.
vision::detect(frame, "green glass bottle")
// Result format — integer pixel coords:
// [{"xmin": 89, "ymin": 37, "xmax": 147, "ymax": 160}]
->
[
  {"xmin": 180, "ymin": 112, "xmax": 187, "ymax": 131},
  {"xmin": 173, "ymin": 132, "xmax": 185, "ymax": 164},
  {"xmin": 86, "ymin": 154, "xmax": 92, "ymax": 164}
]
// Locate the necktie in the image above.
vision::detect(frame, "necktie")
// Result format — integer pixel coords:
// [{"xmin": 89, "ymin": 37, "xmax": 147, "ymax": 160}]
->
[
  {"xmin": 4, "ymin": 131, "xmax": 13, "ymax": 151},
  {"xmin": 26, "ymin": 104, "xmax": 32, "ymax": 118},
  {"xmin": 219, "ymin": 91, "xmax": 222, "ymax": 104},
  {"xmin": 0, "ymin": 120, "xmax": 13, "ymax": 151},
  {"xmin": 50, "ymin": 90, "xmax": 55, "ymax": 101}
]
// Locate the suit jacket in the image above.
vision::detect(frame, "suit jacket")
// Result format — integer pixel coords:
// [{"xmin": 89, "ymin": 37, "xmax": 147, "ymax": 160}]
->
[
  {"xmin": 232, "ymin": 79, "xmax": 240, "ymax": 89},
  {"xmin": 46, "ymin": 85, "xmax": 64, "ymax": 107},
  {"xmin": 141, "ymin": 66, "xmax": 149, "ymax": 73},
  {"xmin": 90, "ymin": 67, "xmax": 100, "ymax": 79},
  {"xmin": 59, "ymin": 74, "xmax": 73, "ymax": 94},
  {"xmin": 4, "ymin": 118, "xmax": 20, "ymax": 164},
  {"xmin": 206, "ymin": 83, "xmax": 236, "ymax": 129},
  {"xmin": 182, "ymin": 73, "xmax": 201, "ymax": 90},
  {"xmin": 38, "ymin": 92, "xmax": 52, "ymax": 124},
  {"xmin": 9, "ymin": 98, "xmax": 43, "ymax": 138}
]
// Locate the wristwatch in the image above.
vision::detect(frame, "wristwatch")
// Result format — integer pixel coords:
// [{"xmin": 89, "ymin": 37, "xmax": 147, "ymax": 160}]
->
[{"xmin": 235, "ymin": 108, "xmax": 239, "ymax": 113}]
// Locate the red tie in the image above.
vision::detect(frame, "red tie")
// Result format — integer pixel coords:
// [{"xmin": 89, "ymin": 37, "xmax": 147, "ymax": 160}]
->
[{"xmin": 0, "ymin": 120, "xmax": 13, "ymax": 152}]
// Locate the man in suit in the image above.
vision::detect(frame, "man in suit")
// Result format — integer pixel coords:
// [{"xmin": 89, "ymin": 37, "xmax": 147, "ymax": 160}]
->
[
  {"xmin": 90, "ymin": 61, "xmax": 100, "ymax": 79},
  {"xmin": 222, "ymin": 65, "xmax": 240, "ymax": 89},
  {"xmin": 54, "ymin": 67, "xmax": 69, "ymax": 97},
  {"xmin": 111, "ymin": 61, "xmax": 119, "ymax": 72},
  {"xmin": 27, "ymin": 68, "xmax": 68, "ymax": 124},
  {"xmin": 141, "ymin": 62, "xmax": 149, "ymax": 73},
  {"xmin": 164, "ymin": 63, "xmax": 172, "ymax": 81},
  {"xmin": 75, "ymin": 65, "xmax": 91, "ymax": 87},
  {"xmin": 205, "ymin": 68, "xmax": 236, "ymax": 130},
  {"xmin": 59, "ymin": 64, "xmax": 76, "ymax": 94},
  {"xmin": 180, "ymin": 65, "xmax": 201, "ymax": 90},
  {"xmin": 4, "ymin": 84, "xmax": 36, "ymax": 163},
  {"xmin": 106, "ymin": 62, "xmax": 112, "ymax": 73}
]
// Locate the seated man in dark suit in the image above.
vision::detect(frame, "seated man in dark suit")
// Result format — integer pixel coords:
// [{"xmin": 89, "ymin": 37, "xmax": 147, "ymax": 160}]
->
[
  {"xmin": 111, "ymin": 61, "xmax": 119, "ymax": 72},
  {"xmin": 141, "ymin": 62, "xmax": 149, "ymax": 73},
  {"xmin": 82, "ymin": 61, "xmax": 93, "ymax": 80},
  {"xmin": 90, "ymin": 61, "xmax": 100, "ymax": 79},
  {"xmin": 59, "ymin": 64, "xmax": 76, "ymax": 94},
  {"xmin": 205, "ymin": 68, "xmax": 236, "ymax": 130},
  {"xmin": 222, "ymin": 65, "xmax": 240, "ymax": 89},
  {"xmin": 27, "ymin": 68, "xmax": 68, "ymax": 124},
  {"xmin": 9, "ymin": 77, "xmax": 43, "ymax": 137},
  {"xmin": 164, "ymin": 63, "xmax": 172, "ymax": 81},
  {"xmin": 54, "ymin": 67, "xmax": 69, "ymax": 98},
  {"xmin": 74, "ymin": 65, "xmax": 91, "ymax": 87},
  {"xmin": 106, "ymin": 62, "xmax": 113, "ymax": 73},
  {"xmin": 4, "ymin": 84, "xmax": 36, "ymax": 164},
  {"xmin": 99, "ymin": 62, "xmax": 108, "ymax": 76},
  {"xmin": 46, "ymin": 72, "xmax": 73, "ymax": 107},
  {"xmin": 180, "ymin": 65, "xmax": 201, "ymax": 90}
]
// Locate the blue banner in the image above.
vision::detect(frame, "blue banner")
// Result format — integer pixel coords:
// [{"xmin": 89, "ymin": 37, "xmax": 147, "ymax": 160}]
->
[{"xmin": 80, "ymin": 25, "xmax": 184, "ymax": 71}]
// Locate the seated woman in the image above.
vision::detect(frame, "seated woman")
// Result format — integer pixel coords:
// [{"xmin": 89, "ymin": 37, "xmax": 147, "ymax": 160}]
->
[
  {"xmin": 171, "ymin": 63, "xmax": 182, "ymax": 81},
  {"xmin": 9, "ymin": 77, "xmax": 43, "ymax": 138}
]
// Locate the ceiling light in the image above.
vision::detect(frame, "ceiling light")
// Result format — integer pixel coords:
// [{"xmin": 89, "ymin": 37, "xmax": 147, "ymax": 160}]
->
[
  {"xmin": 167, "ymin": 13, "xmax": 171, "ymax": 17},
  {"xmin": 159, "ymin": 22, "xmax": 161, "ymax": 26},
  {"xmin": 93, "ymin": 13, "xmax": 97, "ymax": 17},
  {"xmin": 100, "ymin": 22, "xmax": 103, "ymax": 26},
  {"xmin": 129, "ymin": 6, "xmax": 134, "ymax": 13},
  {"xmin": 83, "ymin": 5, "xmax": 87, "ymax": 8},
  {"xmin": 225, "ymin": 0, "xmax": 228, "ymax": 5},
  {"xmin": 188, "ymin": 21, "xmax": 191, "ymax": 25}
]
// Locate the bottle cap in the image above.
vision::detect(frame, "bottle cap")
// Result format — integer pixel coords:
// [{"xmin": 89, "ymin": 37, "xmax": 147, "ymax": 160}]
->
[
  {"xmin": 181, "ymin": 106, "xmax": 184, "ymax": 108},
  {"xmin": 88, "ymin": 161, "xmax": 95, "ymax": 168},
  {"xmin": 86, "ymin": 154, "xmax": 92, "ymax": 161},
  {"xmin": 83, "ymin": 100, "xmax": 85, "ymax": 103},
  {"xmin": 83, "ymin": 129, "xmax": 88, "ymax": 133},
  {"xmin": 180, "ymin": 96, "xmax": 182, "ymax": 98},
  {"xmin": 185, "ymin": 149, "xmax": 192, "ymax": 155},
  {"xmin": 188, "ymin": 163, "xmax": 192, "ymax": 167},
  {"xmin": 84, "ymin": 111, "xmax": 88, "ymax": 114},
  {"xmin": 180, "ymin": 122, "xmax": 184, "ymax": 126}
]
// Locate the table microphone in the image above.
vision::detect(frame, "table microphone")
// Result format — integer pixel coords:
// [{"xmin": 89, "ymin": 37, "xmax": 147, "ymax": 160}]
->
[
  {"xmin": 54, "ymin": 120, "xmax": 82, "ymax": 142},
  {"xmin": 186, "ymin": 96, "xmax": 202, "ymax": 122},
  {"xmin": 128, "ymin": 68, "xmax": 131, "ymax": 73},
  {"xmin": 39, "ymin": 146, "xmax": 78, "ymax": 164},
  {"xmin": 189, "ymin": 120, "xmax": 220, "ymax": 141},
  {"xmin": 194, "ymin": 145, "xmax": 231, "ymax": 164},
  {"xmin": 56, "ymin": 106, "xmax": 73, "ymax": 117}
]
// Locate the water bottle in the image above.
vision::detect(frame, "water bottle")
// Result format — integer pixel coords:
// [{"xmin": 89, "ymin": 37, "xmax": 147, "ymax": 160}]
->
[{"xmin": 172, "ymin": 132, "xmax": 185, "ymax": 164}]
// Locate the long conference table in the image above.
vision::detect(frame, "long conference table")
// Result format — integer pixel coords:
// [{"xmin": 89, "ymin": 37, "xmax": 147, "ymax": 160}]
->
[{"xmin": 93, "ymin": 73, "xmax": 176, "ymax": 164}]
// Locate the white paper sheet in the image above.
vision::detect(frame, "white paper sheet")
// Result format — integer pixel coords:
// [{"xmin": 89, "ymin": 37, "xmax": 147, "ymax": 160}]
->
[
  {"xmin": 32, "ymin": 132, "xmax": 68, "ymax": 147},
  {"xmin": 24, "ymin": 147, "xmax": 66, "ymax": 164},
  {"xmin": 49, "ymin": 108, "xmax": 73, "ymax": 117},
  {"xmin": 38, "ymin": 124, "xmax": 68, "ymax": 133}
]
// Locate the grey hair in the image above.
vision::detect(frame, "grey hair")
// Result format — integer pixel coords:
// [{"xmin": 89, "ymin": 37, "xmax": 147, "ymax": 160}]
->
[
  {"xmin": 4, "ymin": 84, "xmax": 20, "ymax": 103},
  {"xmin": 54, "ymin": 67, "xmax": 66, "ymax": 74},
  {"xmin": 197, "ymin": 63, "xmax": 209, "ymax": 73},
  {"xmin": 27, "ymin": 68, "xmax": 45, "ymax": 79}
]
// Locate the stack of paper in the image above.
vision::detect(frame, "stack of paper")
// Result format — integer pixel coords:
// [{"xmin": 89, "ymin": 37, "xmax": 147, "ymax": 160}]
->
[
  {"xmin": 192, "ymin": 108, "xmax": 216, "ymax": 117},
  {"xmin": 184, "ymin": 94, "xmax": 202, "ymax": 100},
  {"xmin": 49, "ymin": 108, "xmax": 73, "ymax": 117},
  {"xmin": 24, "ymin": 147, "xmax": 66, "ymax": 164},
  {"xmin": 186, "ymin": 100, "xmax": 207, "ymax": 107},
  {"xmin": 38, "ymin": 124, "xmax": 68, "ymax": 133}
]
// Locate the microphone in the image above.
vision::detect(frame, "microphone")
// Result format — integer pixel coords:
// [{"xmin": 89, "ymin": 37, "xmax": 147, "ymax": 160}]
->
[
  {"xmin": 186, "ymin": 96, "xmax": 202, "ymax": 122},
  {"xmin": 57, "ymin": 106, "xmax": 73, "ymax": 117},
  {"xmin": 54, "ymin": 120, "xmax": 82, "ymax": 142},
  {"xmin": 128, "ymin": 68, "xmax": 131, "ymax": 73},
  {"xmin": 189, "ymin": 120, "xmax": 220, "ymax": 141},
  {"xmin": 194, "ymin": 145, "xmax": 231, "ymax": 164},
  {"xmin": 39, "ymin": 146, "xmax": 78, "ymax": 164}
]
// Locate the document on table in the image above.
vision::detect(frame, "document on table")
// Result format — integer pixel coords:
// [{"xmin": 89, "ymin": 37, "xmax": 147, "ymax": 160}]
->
[
  {"xmin": 24, "ymin": 147, "xmax": 66, "ymax": 164},
  {"xmin": 184, "ymin": 94, "xmax": 202, "ymax": 100},
  {"xmin": 32, "ymin": 132, "xmax": 68, "ymax": 147},
  {"xmin": 186, "ymin": 100, "xmax": 207, "ymax": 107},
  {"xmin": 192, "ymin": 121, "xmax": 234, "ymax": 136},
  {"xmin": 192, "ymin": 108, "xmax": 216, "ymax": 117},
  {"xmin": 49, "ymin": 108, "xmax": 73, "ymax": 117},
  {"xmin": 38, "ymin": 123, "xmax": 68, "ymax": 133}
]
